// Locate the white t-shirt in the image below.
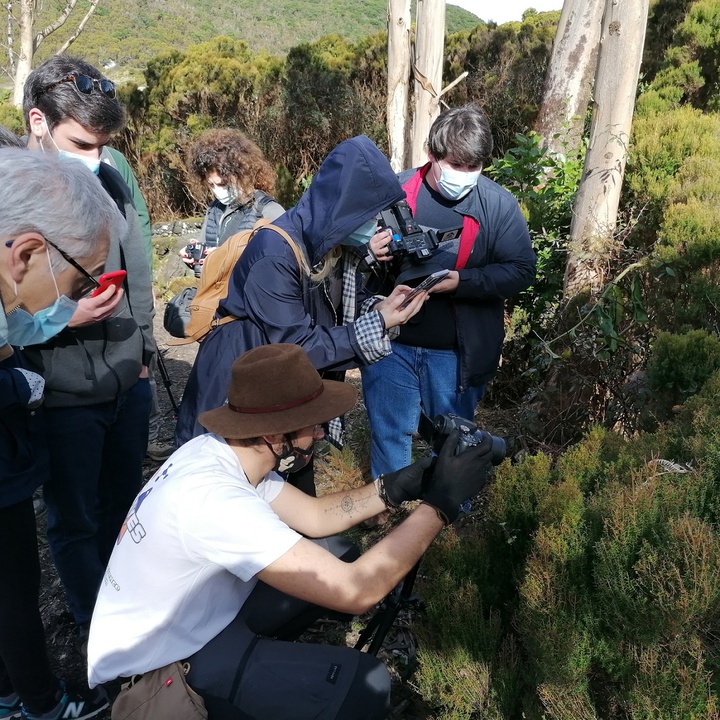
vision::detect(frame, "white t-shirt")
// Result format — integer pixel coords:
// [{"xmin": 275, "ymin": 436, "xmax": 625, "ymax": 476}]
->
[{"xmin": 87, "ymin": 433, "xmax": 302, "ymax": 687}]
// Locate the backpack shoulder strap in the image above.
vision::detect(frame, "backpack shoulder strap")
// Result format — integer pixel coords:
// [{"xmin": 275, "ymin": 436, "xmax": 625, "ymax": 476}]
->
[{"xmin": 262, "ymin": 223, "xmax": 307, "ymax": 274}]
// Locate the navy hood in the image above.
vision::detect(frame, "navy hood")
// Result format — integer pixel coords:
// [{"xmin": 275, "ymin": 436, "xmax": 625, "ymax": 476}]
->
[{"xmin": 276, "ymin": 136, "xmax": 405, "ymax": 265}]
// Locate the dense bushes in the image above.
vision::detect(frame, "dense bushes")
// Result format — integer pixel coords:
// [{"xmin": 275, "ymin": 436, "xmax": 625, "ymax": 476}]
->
[
  {"xmin": 414, "ymin": 410, "xmax": 720, "ymax": 717},
  {"xmin": 103, "ymin": 12, "xmax": 556, "ymax": 220}
]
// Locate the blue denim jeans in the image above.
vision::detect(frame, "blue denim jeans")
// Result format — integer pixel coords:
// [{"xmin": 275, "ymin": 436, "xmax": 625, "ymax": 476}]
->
[
  {"xmin": 361, "ymin": 343, "xmax": 485, "ymax": 477},
  {"xmin": 43, "ymin": 379, "xmax": 151, "ymax": 626}
]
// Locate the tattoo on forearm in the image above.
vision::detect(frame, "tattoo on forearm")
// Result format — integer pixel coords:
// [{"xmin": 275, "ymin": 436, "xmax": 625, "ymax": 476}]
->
[{"xmin": 325, "ymin": 492, "xmax": 372, "ymax": 517}]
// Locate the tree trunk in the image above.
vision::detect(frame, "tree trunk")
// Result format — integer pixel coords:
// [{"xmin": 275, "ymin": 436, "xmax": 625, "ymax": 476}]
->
[
  {"xmin": 11, "ymin": 0, "xmax": 34, "ymax": 107},
  {"xmin": 386, "ymin": 0, "xmax": 411, "ymax": 172},
  {"xmin": 9, "ymin": 0, "xmax": 100, "ymax": 108},
  {"xmin": 534, "ymin": 0, "xmax": 604, "ymax": 157},
  {"xmin": 563, "ymin": 0, "xmax": 649, "ymax": 297},
  {"xmin": 411, "ymin": 0, "xmax": 445, "ymax": 167}
]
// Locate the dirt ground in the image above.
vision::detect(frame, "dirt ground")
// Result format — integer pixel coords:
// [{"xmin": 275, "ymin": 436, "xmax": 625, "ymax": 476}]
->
[{"xmin": 37, "ymin": 310, "xmax": 437, "ymax": 719}]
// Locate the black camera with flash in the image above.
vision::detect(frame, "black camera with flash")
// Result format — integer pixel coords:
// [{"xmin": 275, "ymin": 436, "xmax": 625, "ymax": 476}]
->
[{"xmin": 377, "ymin": 200, "xmax": 462, "ymax": 284}]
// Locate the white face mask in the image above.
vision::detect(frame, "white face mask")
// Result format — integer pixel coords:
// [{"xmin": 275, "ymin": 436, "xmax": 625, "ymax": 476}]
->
[
  {"xmin": 211, "ymin": 184, "xmax": 237, "ymax": 206},
  {"xmin": 436, "ymin": 164, "xmax": 481, "ymax": 201}
]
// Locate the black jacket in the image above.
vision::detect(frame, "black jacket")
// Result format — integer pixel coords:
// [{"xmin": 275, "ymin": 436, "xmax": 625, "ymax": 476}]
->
[{"xmin": 394, "ymin": 168, "xmax": 536, "ymax": 388}]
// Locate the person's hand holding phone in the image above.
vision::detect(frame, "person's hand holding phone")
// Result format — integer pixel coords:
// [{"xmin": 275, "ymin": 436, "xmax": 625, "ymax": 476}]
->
[
  {"xmin": 427, "ymin": 270, "xmax": 460, "ymax": 294},
  {"xmin": 68, "ymin": 284, "xmax": 124, "ymax": 328},
  {"xmin": 375, "ymin": 284, "xmax": 428, "ymax": 329}
]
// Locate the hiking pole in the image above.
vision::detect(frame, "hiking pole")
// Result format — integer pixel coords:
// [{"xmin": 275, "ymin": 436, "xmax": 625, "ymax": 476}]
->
[
  {"xmin": 155, "ymin": 349, "xmax": 180, "ymax": 415},
  {"xmin": 354, "ymin": 559, "xmax": 422, "ymax": 656}
]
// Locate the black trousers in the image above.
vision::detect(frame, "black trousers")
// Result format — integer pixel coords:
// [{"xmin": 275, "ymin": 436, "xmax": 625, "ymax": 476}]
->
[
  {"xmin": 186, "ymin": 536, "xmax": 391, "ymax": 720},
  {"xmin": 0, "ymin": 499, "xmax": 59, "ymax": 714}
]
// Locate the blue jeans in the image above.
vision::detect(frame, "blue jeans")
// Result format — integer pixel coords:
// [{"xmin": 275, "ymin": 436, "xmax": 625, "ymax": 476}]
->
[
  {"xmin": 43, "ymin": 379, "xmax": 151, "ymax": 626},
  {"xmin": 361, "ymin": 343, "xmax": 485, "ymax": 477}
]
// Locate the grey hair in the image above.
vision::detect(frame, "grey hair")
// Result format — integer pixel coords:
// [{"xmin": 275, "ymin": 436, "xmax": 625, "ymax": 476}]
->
[
  {"xmin": 0, "ymin": 126, "xmax": 24, "ymax": 149},
  {"xmin": 427, "ymin": 104, "xmax": 494, "ymax": 167},
  {"xmin": 0, "ymin": 148, "xmax": 126, "ymax": 272}
]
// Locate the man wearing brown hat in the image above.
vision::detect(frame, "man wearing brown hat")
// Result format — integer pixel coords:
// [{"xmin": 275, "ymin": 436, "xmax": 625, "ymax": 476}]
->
[{"xmin": 87, "ymin": 343, "xmax": 495, "ymax": 719}]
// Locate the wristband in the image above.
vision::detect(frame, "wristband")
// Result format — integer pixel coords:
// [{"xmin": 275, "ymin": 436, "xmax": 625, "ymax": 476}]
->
[{"xmin": 374, "ymin": 475, "xmax": 398, "ymax": 509}]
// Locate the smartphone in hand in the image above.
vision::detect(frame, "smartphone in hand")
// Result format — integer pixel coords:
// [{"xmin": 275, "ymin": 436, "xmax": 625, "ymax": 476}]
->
[
  {"xmin": 400, "ymin": 269, "xmax": 450, "ymax": 307},
  {"xmin": 91, "ymin": 270, "xmax": 127, "ymax": 298}
]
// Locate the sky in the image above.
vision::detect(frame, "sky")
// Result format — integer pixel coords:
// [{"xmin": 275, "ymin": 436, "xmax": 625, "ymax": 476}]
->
[{"xmin": 450, "ymin": 0, "xmax": 564, "ymax": 25}]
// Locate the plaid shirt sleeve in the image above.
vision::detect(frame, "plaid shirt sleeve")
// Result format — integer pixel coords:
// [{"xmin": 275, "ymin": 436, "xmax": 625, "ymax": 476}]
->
[
  {"xmin": 359, "ymin": 295, "xmax": 383, "ymax": 315},
  {"xmin": 353, "ymin": 310, "xmax": 392, "ymax": 363}
]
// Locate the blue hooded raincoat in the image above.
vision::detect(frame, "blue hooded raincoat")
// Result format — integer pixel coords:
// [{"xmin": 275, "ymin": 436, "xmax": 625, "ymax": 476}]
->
[{"xmin": 175, "ymin": 136, "xmax": 406, "ymax": 444}]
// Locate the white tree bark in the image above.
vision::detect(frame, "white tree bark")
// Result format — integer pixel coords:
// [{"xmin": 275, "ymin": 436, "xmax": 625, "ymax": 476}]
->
[
  {"xmin": 386, "ymin": 0, "xmax": 411, "ymax": 172},
  {"xmin": 411, "ymin": 0, "xmax": 445, "ymax": 167},
  {"xmin": 564, "ymin": 0, "xmax": 650, "ymax": 297},
  {"xmin": 10, "ymin": 0, "xmax": 34, "ymax": 106},
  {"xmin": 534, "ymin": 0, "xmax": 604, "ymax": 157},
  {"xmin": 7, "ymin": 0, "xmax": 101, "ymax": 107}
]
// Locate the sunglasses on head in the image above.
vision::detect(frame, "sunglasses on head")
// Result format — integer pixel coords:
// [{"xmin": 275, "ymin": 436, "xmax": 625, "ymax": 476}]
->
[{"xmin": 40, "ymin": 73, "xmax": 116, "ymax": 100}]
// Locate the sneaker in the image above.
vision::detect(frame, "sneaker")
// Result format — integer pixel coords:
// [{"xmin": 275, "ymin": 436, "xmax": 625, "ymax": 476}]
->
[
  {"xmin": 0, "ymin": 693, "xmax": 21, "ymax": 719},
  {"xmin": 145, "ymin": 441, "xmax": 175, "ymax": 462},
  {"xmin": 21, "ymin": 683, "xmax": 108, "ymax": 720}
]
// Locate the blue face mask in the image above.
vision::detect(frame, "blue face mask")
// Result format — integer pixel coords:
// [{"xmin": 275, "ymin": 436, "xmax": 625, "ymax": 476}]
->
[
  {"xmin": 343, "ymin": 219, "xmax": 378, "ymax": 247},
  {"xmin": 59, "ymin": 149, "xmax": 101, "ymax": 175},
  {"xmin": 40, "ymin": 117, "xmax": 101, "ymax": 175},
  {"xmin": 6, "ymin": 295, "xmax": 78, "ymax": 346},
  {"xmin": 4, "ymin": 247, "xmax": 78, "ymax": 346}
]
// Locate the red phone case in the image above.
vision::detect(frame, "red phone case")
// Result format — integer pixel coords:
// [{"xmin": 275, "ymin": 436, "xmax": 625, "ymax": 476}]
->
[{"xmin": 91, "ymin": 270, "xmax": 126, "ymax": 297}]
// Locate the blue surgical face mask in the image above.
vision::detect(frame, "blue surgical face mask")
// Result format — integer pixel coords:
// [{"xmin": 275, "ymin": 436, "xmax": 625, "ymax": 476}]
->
[
  {"xmin": 437, "ymin": 164, "xmax": 481, "ymax": 201},
  {"xmin": 59, "ymin": 149, "xmax": 101, "ymax": 175},
  {"xmin": 40, "ymin": 117, "xmax": 101, "ymax": 175},
  {"xmin": 343, "ymin": 218, "xmax": 378, "ymax": 247},
  {"xmin": 6, "ymin": 296, "xmax": 78, "ymax": 346},
  {"xmin": 5, "ymin": 249, "xmax": 78, "ymax": 346}
]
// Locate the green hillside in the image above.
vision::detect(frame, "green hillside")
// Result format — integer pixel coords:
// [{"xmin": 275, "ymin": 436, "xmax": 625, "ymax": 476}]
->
[{"xmin": 35, "ymin": 0, "xmax": 482, "ymax": 78}]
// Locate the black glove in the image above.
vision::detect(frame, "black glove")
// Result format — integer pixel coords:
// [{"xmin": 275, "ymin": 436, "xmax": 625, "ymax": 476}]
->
[
  {"xmin": 378, "ymin": 456, "xmax": 435, "ymax": 507},
  {"xmin": 422, "ymin": 429, "xmax": 495, "ymax": 524}
]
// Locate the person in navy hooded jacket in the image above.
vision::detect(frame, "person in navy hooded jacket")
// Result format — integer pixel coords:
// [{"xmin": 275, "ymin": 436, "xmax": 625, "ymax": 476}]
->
[{"xmin": 175, "ymin": 136, "xmax": 428, "ymax": 474}]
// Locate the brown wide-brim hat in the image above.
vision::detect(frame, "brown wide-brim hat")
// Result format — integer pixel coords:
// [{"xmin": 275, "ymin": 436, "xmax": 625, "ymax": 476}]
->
[{"xmin": 199, "ymin": 343, "xmax": 358, "ymax": 439}]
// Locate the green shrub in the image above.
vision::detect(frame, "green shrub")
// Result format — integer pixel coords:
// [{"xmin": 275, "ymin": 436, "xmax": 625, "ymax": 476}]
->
[
  {"xmin": 646, "ymin": 330, "xmax": 720, "ymax": 404},
  {"xmin": 627, "ymin": 107, "xmax": 720, "ymax": 210},
  {"xmin": 0, "ymin": 103, "xmax": 24, "ymax": 135}
]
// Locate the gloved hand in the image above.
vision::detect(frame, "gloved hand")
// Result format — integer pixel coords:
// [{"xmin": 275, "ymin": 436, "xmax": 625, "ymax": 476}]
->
[
  {"xmin": 422, "ymin": 429, "xmax": 495, "ymax": 524},
  {"xmin": 377, "ymin": 456, "xmax": 435, "ymax": 507}
]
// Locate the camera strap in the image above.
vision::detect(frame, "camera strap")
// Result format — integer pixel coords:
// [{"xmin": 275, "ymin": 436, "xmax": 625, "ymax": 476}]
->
[{"xmin": 402, "ymin": 164, "xmax": 480, "ymax": 270}]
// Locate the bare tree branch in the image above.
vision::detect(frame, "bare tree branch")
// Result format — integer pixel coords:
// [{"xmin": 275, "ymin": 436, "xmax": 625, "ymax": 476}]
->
[
  {"xmin": 56, "ymin": 0, "xmax": 99, "ymax": 54},
  {"xmin": 35, "ymin": 0, "xmax": 77, "ymax": 48}
]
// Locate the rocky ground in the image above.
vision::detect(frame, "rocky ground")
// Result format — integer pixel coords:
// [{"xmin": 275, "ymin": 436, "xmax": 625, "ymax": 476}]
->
[{"xmin": 37, "ymin": 230, "xmax": 437, "ymax": 718}]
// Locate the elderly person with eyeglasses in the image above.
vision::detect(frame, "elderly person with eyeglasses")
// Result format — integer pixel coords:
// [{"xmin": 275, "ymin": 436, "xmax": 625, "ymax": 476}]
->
[
  {"xmin": 0, "ymin": 147, "xmax": 126, "ymax": 720},
  {"xmin": 21, "ymin": 55, "xmax": 156, "ymax": 663}
]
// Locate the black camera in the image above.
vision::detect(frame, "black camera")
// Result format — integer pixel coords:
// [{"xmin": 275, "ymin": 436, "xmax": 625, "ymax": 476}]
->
[
  {"xmin": 418, "ymin": 411, "xmax": 507, "ymax": 465},
  {"xmin": 180, "ymin": 241, "xmax": 208, "ymax": 278},
  {"xmin": 377, "ymin": 200, "xmax": 462, "ymax": 267}
]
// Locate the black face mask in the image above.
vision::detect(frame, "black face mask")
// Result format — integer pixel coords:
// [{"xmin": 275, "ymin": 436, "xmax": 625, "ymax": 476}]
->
[{"xmin": 266, "ymin": 435, "xmax": 313, "ymax": 474}]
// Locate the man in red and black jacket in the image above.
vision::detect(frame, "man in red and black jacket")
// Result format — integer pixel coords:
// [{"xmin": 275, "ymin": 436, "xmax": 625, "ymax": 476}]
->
[{"xmin": 362, "ymin": 104, "xmax": 537, "ymax": 478}]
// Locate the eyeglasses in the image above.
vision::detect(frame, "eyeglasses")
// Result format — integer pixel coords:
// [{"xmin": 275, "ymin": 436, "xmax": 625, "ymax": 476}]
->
[
  {"xmin": 43, "ymin": 238, "xmax": 101, "ymax": 296},
  {"xmin": 40, "ymin": 73, "xmax": 116, "ymax": 100}
]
